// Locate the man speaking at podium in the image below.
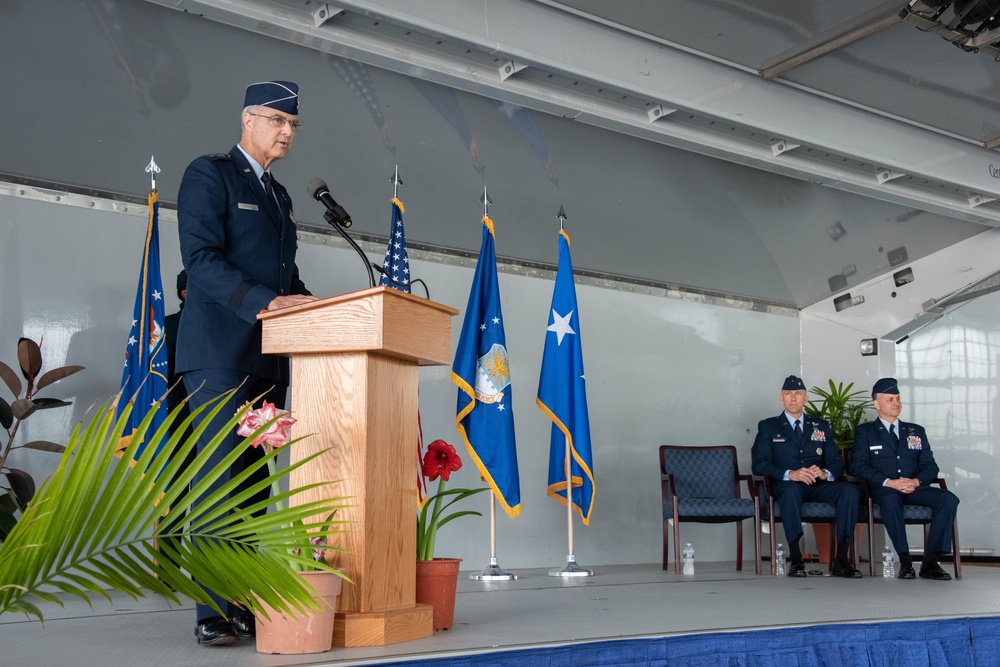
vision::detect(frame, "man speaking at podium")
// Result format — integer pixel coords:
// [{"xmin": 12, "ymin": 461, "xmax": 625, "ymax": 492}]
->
[{"xmin": 176, "ymin": 80, "xmax": 317, "ymax": 646}]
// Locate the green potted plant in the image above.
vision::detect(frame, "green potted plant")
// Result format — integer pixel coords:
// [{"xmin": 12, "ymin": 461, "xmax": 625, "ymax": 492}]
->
[
  {"xmin": 804, "ymin": 379, "xmax": 872, "ymax": 561},
  {"xmin": 415, "ymin": 439, "xmax": 486, "ymax": 631},
  {"xmin": 805, "ymin": 380, "xmax": 872, "ymax": 454},
  {"xmin": 0, "ymin": 387, "xmax": 348, "ymax": 626}
]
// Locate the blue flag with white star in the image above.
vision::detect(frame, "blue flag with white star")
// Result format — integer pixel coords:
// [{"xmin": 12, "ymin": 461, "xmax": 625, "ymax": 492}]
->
[
  {"xmin": 452, "ymin": 216, "xmax": 521, "ymax": 518},
  {"xmin": 379, "ymin": 197, "xmax": 411, "ymax": 293},
  {"xmin": 116, "ymin": 189, "xmax": 168, "ymax": 458},
  {"xmin": 536, "ymin": 230, "xmax": 594, "ymax": 524}
]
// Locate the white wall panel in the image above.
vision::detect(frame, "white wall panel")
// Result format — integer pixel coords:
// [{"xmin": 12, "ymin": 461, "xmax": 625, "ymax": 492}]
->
[{"xmin": 1, "ymin": 195, "xmax": 800, "ymax": 568}]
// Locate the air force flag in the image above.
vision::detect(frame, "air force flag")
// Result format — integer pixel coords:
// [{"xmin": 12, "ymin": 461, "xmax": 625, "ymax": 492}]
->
[
  {"xmin": 116, "ymin": 189, "xmax": 168, "ymax": 458},
  {"xmin": 452, "ymin": 216, "xmax": 521, "ymax": 518},
  {"xmin": 537, "ymin": 230, "xmax": 595, "ymax": 524}
]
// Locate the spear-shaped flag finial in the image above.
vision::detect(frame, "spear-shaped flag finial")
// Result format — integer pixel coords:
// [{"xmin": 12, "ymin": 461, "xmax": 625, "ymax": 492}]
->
[
  {"xmin": 480, "ymin": 186, "xmax": 492, "ymax": 218},
  {"xmin": 145, "ymin": 156, "xmax": 161, "ymax": 192},
  {"xmin": 390, "ymin": 165, "xmax": 402, "ymax": 198},
  {"xmin": 556, "ymin": 205, "xmax": 568, "ymax": 231}
]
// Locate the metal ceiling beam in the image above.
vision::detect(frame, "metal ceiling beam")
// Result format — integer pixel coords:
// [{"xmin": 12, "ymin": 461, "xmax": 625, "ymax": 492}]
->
[
  {"xmin": 759, "ymin": 10, "xmax": 904, "ymax": 79},
  {"xmin": 144, "ymin": 0, "xmax": 1000, "ymax": 221}
]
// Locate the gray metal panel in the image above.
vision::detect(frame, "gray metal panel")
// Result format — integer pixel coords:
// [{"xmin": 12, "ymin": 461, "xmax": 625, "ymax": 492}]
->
[{"xmin": 1, "ymin": 0, "xmax": 989, "ymax": 308}]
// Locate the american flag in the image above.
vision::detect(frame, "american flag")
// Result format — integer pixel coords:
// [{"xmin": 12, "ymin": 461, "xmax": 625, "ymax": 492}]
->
[{"xmin": 379, "ymin": 197, "xmax": 410, "ymax": 293}]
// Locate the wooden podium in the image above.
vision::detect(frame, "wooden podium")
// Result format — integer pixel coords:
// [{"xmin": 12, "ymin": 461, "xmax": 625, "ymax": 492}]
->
[{"xmin": 258, "ymin": 286, "xmax": 458, "ymax": 647}]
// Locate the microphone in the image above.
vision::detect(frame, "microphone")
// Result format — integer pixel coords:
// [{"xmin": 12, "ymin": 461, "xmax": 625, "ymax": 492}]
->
[
  {"xmin": 307, "ymin": 178, "xmax": 352, "ymax": 227},
  {"xmin": 308, "ymin": 177, "xmax": 373, "ymax": 287}
]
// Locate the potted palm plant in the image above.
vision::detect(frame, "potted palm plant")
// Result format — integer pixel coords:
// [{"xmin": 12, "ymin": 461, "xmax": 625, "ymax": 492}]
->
[
  {"xmin": 805, "ymin": 380, "xmax": 872, "ymax": 455},
  {"xmin": 0, "ymin": 386, "xmax": 348, "ymax": 628}
]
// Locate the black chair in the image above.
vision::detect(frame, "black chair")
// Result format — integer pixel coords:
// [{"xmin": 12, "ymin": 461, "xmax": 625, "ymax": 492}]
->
[
  {"xmin": 659, "ymin": 445, "xmax": 761, "ymax": 574},
  {"xmin": 861, "ymin": 477, "xmax": 962, "ymax": 579},
  {"xmin": 756, "ymin": 475, "xmax": 866, "ymax": 574}
]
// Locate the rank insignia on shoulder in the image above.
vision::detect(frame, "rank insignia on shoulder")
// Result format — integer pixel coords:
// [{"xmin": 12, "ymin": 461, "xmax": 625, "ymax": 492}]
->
[{"xmin": 204, "ymin": 153, "xmax": 232, "ymax": 160}]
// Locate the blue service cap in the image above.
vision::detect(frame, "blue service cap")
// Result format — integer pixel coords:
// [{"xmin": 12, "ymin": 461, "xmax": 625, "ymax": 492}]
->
[
  {"xmin": 243, "ymin": 80, "xmax": 298, "ymax": 115},
  {"xmin": 782, "ymin": 375, "xmax": 806, "ymax": 391},
  {"xmin": 872, "ymin": 377, "xmax": 899, "ymax": 397}
]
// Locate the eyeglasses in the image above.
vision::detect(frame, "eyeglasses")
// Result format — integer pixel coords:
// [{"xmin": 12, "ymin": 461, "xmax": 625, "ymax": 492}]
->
[{"xmin": 247, "ymin": 112, "xmax": 301, "ymax": 131}]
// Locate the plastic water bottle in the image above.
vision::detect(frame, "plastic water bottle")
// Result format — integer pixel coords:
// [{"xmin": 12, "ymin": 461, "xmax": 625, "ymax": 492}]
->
[
  {"xmin": 882, "ymin": 546, "xmax": 895, "ymax": 579},
  {"xmin": 682, "ymin": 543, "xmax": 695, "ymax": 575},
  {"xmin": 775, "ymin": 543, "xmax": 786, "ymax": 576}
]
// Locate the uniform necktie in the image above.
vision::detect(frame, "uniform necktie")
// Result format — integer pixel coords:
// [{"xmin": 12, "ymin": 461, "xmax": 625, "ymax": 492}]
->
[
  {"xmin": 261, "ymin": 172, "xmax": 279, "ymax": 216},
  {"xmin": 890, "ymin": 423, "xmax": 898, "ymax": 445},
  {"xmin": 794, "ymin": 419, "xmax": 802, "ymax": 437}
]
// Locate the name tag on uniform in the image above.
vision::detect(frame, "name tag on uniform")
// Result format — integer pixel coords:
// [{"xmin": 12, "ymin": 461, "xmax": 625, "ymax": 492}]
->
[
  {"xmin": 773, "ymin": 437, "xmax": 785, "ymax": 443},
  {"xmin": 238, "ymin": 202, "xmax": 259, "ymax": 211},
  {"xmin": 869, "ymin": 445, "xmax": 882, "ymax": 451}
]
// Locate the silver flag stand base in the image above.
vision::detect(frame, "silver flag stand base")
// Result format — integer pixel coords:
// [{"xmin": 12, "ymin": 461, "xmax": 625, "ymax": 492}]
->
[
  {"xmin": 548, "ymin": 554, "xmax": 594, "ymax": 578},
  {"xmin": 469, "ymin": 556, "xmax": 517, "ymax": 581}
]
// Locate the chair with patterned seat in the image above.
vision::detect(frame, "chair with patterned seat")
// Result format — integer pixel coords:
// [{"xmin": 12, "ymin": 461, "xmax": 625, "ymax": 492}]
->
[
  {"xmin": 861, "ymin": 477, "xmax": 962, "ymax": 579},
  {"xmin": 659, "ymin": 445, "xmax": 761, "ymax": 574}
]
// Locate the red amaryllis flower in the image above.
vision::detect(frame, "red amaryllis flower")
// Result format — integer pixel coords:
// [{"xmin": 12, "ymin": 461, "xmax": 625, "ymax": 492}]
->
[{"xmin": 422, "ymin": 439, "xmax": 462, "ymax": 482}]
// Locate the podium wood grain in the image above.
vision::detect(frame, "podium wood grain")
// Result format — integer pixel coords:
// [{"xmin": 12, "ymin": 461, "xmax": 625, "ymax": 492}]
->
[{"xmin": 258, "ymin": 287, "xmax": 457, "ymax": 646}]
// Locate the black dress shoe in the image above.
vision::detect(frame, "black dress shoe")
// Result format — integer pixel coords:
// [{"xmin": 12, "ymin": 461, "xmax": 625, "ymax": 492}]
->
[
  {"xmin": 787, "ymin": 560, "xmax": 807, "ymax": 577},
  {"xmin": 831, "ymin": 558, "xmax": 863, "ymax": 578},
  {"xmin": 898, "ymin": 563, "xmax": 917, "ymax": 579},
  {"xmin": 919, "ymin": 560, "xmax": 953, "ymax": 581},
  {"xmin": 231, "ymin": 615, "xmax": 256, "ymax": 638},
  {"xmin": 195, "ymin": 618, "xmax": 240, "ymax": 646}
]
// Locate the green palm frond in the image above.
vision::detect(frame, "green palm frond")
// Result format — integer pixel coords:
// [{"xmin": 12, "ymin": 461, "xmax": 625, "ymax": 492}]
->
[{"xmin": 0, "ymin": 389, "xmax": 350, "ymax": 621}]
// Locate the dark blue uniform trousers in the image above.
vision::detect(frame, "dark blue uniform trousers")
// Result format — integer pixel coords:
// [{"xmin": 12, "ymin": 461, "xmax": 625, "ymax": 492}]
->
[
  {"xmin": 773, "ymin": 480, "xmax": 860, "ymax": 545},
  {"xmin": 183, "ymin": 368, "xmax": 287, "ymax": 622},
  {"xmin": 870, "ymin": 484, "xmax": 959, "ymax": 555}
]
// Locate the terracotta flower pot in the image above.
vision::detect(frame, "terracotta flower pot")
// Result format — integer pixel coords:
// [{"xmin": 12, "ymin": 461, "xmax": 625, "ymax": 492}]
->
[
  {"xmin": 255, "ymin": 570, "xmax": 342, "ymax": 654},
  {"xmin": 415, "ymin": 558, "xmax": 462, "ymax": 631}
]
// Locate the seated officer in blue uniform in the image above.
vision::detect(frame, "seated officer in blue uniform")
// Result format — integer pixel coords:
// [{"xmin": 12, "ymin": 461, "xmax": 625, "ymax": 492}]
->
[
  {"xmin": 752, "ymin": 375, "xmax": 863, "ymax": 578},
  {"xmin": 176, "ymin": 80, "xmax": 318, "ymax": 646},
  {"xmin": 851, "ymin": 378, "xmax": 959, "ymax": 581}
]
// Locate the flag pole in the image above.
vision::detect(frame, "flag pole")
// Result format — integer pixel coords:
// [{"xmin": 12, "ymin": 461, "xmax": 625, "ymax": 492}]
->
[
  {"xmin": 547, "ymin": 206, "xmax": 593, "ymax": 578},
  {"xmin": 547, "ymin": 434, "xmax": 593, "ymax": 577},
  {"xmin": 468, "ymin": 187, "xmax": 517, "ymax": 582},
  {"xmin": 469, "ymin": 490, "xmax": 517, "ymax": 580}
]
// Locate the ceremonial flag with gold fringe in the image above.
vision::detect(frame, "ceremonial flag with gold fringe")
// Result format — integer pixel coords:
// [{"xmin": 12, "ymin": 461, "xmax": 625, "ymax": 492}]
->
[
  {"xmin": 377, "ymin": 195, "xmax": 427, "ymax": 507},
  {"xmin": 379, "ymin": 196, "xmax": 411, "ymax": 293},
  {"xmin": 116, "ymin": 188, "xmax": 168, "ymax": 459},
  {"xmin": 451, "ymin": 216, "xmax": 521, "ymax": 518},
  {"xmin": 537, "ymin": 230, "xmax": 595, "ymax": 524}
]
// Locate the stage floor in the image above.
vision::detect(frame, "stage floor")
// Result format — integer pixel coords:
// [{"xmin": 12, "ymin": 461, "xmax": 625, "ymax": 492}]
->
[{"xmin": 2, "ymin": 561, "xmax": 997, "ymax": 666}]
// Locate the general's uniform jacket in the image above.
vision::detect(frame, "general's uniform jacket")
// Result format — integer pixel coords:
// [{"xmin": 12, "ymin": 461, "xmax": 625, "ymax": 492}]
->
[
  {"xmin": 176, "ymin": 146, "xmax": 310, "ymax": 383},
  {"xmin": 850, "ymin": 419, "xmax": 939, "ymax": 487},
  {"xmin": 751, "ymin": 415, "xmax": 843, "ymax": 480}
]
